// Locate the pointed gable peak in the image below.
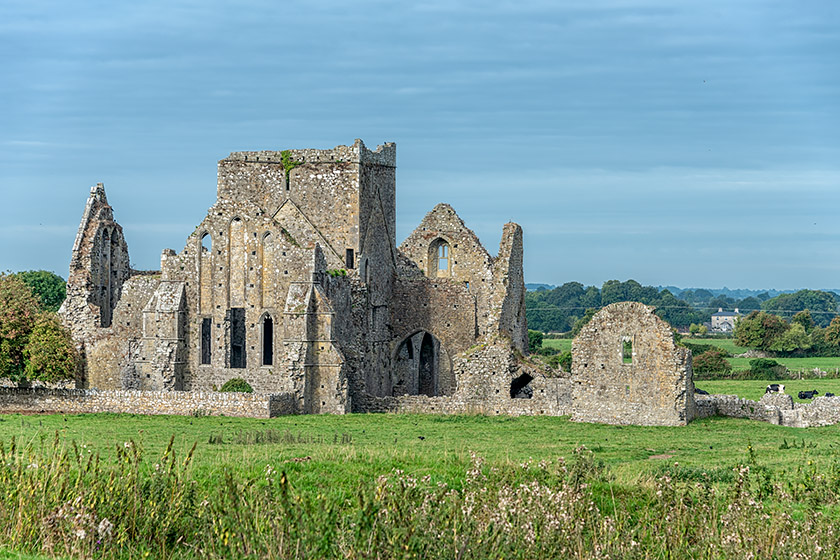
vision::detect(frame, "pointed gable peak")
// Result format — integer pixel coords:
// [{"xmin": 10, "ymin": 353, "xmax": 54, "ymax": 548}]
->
[
  {"xmin": 420, "ymin": 203, "xmax": 467, "ymax": 229},
  {"xmin": 89, "ymin": 182, "xmax": 108, "ymax": 205}
]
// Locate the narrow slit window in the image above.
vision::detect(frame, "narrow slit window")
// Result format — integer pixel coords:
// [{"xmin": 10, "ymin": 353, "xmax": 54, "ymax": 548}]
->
[
  {"xmin": 229, "ymin": 308, "xmax": 246, "ymax": 369},
  {"xmin": 622, "ymin": 338, "xmax": 633, "ymax": 364},
  {"xmin": 201, "ymin": 318, "xmax": 212, "ymax": 365},
  {"xmin": 345, "ymin": 248, "xmax": 354, "ymax": 269},
  {"xmin": 262, "ymin": 315, "xmax": 274, "ymax": 366}
]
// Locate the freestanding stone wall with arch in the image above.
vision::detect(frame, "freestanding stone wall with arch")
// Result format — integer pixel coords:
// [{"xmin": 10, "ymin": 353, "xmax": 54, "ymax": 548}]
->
[{"xmin": 571, "ymin": 302, "xmax": 697, "ymax": 426}]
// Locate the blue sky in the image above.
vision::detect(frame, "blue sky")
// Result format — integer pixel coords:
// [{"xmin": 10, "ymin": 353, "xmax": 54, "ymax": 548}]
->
[{"xmin": 1, "ymin": 0, "xmax": 838, "ymax": 290}]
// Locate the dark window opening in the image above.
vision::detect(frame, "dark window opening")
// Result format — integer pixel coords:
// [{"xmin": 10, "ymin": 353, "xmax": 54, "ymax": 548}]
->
[
  {"xmin": 510, "ymin": 373, "xmax": 534, "ymax": 399},
  {"xmin": 622, "ymin": 338, "xmax": 633, "ymax": 364},
  {"xmin": 262, "ymin": 315, "xmax": 274, "ymax": 366},
  {"xmin": 419, "ymin": 332, "xmax": 435, "ymax": 397},
  {"xmin": 229, "ymin": 308, "xmax": 246, "ymax": 369},
  {"xmin": 201, "ymin": 318, "xmax": 212, "ymax": 365},
  {"xmin": 345, "ymin": 248, "xmax": 355, "ymax": 269}
]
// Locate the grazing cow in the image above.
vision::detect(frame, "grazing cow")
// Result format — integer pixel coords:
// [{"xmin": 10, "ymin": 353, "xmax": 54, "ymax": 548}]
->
[
  {"xmin": 825, "ymin": 392, "xmax": 835, "ymax": 398},
  {"xmin": 765, "ymin": 384, "xmax": 785, "ymax": 394},
  {"xmin": 694, "ymin": 388, "xmax": 709, "ymax": 395},
  {"xmin": 798, "ymin": 390, "xmax": 819, "ymax": 400}
]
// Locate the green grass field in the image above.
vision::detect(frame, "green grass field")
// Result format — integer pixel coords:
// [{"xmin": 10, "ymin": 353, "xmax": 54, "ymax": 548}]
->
[
  {"xmin": 685, "ymin": 337, "xmax": 750, "ymax": 355},
  {"xmin": 1, "ymin": 412, "xmax": 840, "ymax": 558},
  {"xmin": 0, "ymin": 411, "xmax": 836, "ymax": 492},
  {"xmin": 542, "ymin": 338, "xmax": 571, "ymax": 352},
  {"xmin": 3, "ymin": 337, "xmax": 840, "ymax": 558}
]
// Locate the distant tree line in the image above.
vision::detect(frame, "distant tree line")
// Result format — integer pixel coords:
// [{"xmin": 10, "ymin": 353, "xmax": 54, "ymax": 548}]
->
[
  {"xmin": 526, "ymin": 280, "xmax": 840, "ymax": 333},
  {"xmin": 734, "ymin": 309, "xmax": 840, "ymax": 357}
]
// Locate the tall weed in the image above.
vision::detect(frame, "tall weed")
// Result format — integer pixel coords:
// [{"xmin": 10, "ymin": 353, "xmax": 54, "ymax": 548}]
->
[{"xmin": 1, "ymin": 434, "xmax": 839, "ymax": 558}]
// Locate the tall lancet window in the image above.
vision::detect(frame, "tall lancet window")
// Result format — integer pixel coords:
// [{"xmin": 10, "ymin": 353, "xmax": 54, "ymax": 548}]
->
[{"xmin": 262, "ymin": 314, "xmax": 274, "ymax": 366}]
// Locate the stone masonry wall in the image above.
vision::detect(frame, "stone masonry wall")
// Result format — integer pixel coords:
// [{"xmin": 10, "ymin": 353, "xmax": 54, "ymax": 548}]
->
[
  {"xmin": 697, "ymin": 392, "xmax": 840, "ymax": 428},
  {"xmin": 84, "ymin": 274, "xmax": 160, "ymax": 390},
  {"xmin": 571, "ymin": 302, "xmax": 696, "ymax": 426},
  {"xmin": 0, "ymin": 388, "xmax": 296, "ymax": 418},
  {"xmin": 357, "ymin": 339, "xmax": 573, "ymax": 416},
  {"xmin": 490, "ymin": 223, "xmax": 528, "ymax": 354},
  {"xmin": 390, "ymin": 277, "xmax": 477, "ymax": 357}
]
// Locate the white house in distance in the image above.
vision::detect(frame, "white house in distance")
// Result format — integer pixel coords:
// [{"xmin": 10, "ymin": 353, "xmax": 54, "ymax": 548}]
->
[{"xmin": 711, "ymin": 308, "xmax": 742, "ymax": 333}]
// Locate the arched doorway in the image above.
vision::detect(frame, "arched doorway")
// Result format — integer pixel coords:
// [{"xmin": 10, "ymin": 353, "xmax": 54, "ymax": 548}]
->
[
  {"xmin": 418, "ymin": 332, "xmax": 435, "ymax": 397},
  {"xmin": 392, "ymin": 331, "xmax": 454, "ymax": 397}
]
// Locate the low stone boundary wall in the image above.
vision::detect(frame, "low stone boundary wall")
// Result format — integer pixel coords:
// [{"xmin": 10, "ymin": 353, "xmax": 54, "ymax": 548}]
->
[
  {"xmin": 359, "ymin": 384, "xmax": 573, "ymax": 416},
  {"xmin": 696, "ymin": 393, "xmax": 840, "ymax": 428},
  {"xmin": 0, "ymin": 388, "xmax": 298, "ymax": 418}
]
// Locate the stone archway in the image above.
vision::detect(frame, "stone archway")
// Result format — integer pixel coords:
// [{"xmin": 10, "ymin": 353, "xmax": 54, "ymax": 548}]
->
[{"xmin": 392, "ymin": 330, "xmax": 454, "ymax": 397}]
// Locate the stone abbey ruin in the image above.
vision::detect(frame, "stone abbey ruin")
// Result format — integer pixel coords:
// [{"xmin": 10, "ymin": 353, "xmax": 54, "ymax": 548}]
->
[
  {"xmin": 0, "ymin": 139, "xmax": 829, "ymax": 427},
  {"xmin": 57, "ymin": 140, "xmax": 538, "ymax": 416}
]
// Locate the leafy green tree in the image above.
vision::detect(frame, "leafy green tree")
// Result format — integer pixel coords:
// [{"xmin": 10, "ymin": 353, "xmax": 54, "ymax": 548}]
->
[
  {"xmin": 791, "ymin": 310, "xmax": 815, "ymax": 333},
  {"xmin": 24, "ymin": 313, "xmax": 78, "ymax": 383},
  {"xmin": 692, "ymin": 350, "xmax": 731, "ymax": 377},
  {"xmin": 689, "ymin": 323, "xmax": 708, "ymax": 335},
  {"xmin": 0, "ymin": 274, "xmax": 41, "ymax": 382},
  {"xmin": 824, "ymin": 317, "xmax": 840, "ymax": 347},
  {"xmin": 14, "ymin": 270, "xmax": 66, "ymax": 312},
  {"xmin": 769, "ymin": 322, "xmax": 811, "ymax": 354},
  {"xmin": 734, "ymin": 311, "xmax": 789, "ymax": 351},
  {"xmin": 581, "ymin": 286, "xmax": 601, "ymax": 310},
  {"xmin": 655, "ymin": 290, "xmax": 705, "ymax": 328},
  {"xmin": 527, "ymin": 329, "xmax": 544, "ymax": 353}
]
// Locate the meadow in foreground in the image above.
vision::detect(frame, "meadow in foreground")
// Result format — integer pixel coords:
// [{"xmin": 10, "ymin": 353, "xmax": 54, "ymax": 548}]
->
[{"xmin": 0, "ymin": 413, "xmax": 839, "ymax": 559}]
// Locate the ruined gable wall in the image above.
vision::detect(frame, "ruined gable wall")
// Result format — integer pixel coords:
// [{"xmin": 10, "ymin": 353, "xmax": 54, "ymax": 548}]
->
[
  {"xmin": 399, "ymin": 204, "xmax": 493, "ymax": 286},
  {"xmin": 60, "ymin": 184, "xmax": 132, "ymax": 345},
  {"xmin": 398, "ymin": 204, "xmax": 495, "ymax": 340},
  {"xmin": 571, "ymin": 302, "xmax": 696, "ymax": 426}
]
